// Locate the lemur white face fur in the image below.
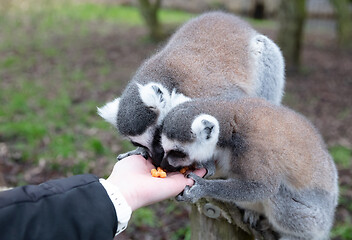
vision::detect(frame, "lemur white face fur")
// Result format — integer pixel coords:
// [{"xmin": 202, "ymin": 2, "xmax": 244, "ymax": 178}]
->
[
  {"xmin": 97, "ymin": 97, "xmax": 120, "ymax": 127},
  {"xmin": 161, "ymin": 114, "xmax": 220, "ymax": 168},
  {"xmin": 98, "ymin": 82, "xmax": 190, "ymax": 155},
  {"xmin": 137, "ymin": 83, "xmax": 173, "ymax": 126}
]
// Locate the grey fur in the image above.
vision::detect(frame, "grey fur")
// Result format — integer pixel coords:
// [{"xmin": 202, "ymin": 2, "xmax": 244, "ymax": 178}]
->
[
  {"xmin": 116, "ymin": 147, "xmax": 149, "ymax": 160},
  {"xmin": 251, "ymin": 35, "xmax": 285, "ymax": 104},
  {"xmin": 116, "ymin": 84, "xmax": 157, "ymax": 136},
  {"xmin": 162, "ymin": 98, "xmax": 338, "ymax": 240},
  {"xmin": 98, "ymin": 11, "xmax": 285, "ymax": 166}
]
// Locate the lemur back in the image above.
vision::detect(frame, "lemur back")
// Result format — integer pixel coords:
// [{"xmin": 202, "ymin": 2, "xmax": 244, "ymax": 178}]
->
[
  {"xmin": 142, "ymin": 13, "xmax": 255, "ymax": 98},
  {"xmin": 219, "ymin": 98, "xmax": 337, "ymax": 193},
  {"xmin": 135, "ymin": 12, "xmax": 284, "ymax": 100}
]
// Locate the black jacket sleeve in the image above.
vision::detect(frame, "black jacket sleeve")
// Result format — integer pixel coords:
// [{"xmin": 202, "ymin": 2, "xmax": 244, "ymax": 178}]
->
[{"xmin": 0, "ymin": 174, "xmax": 117, "ymax": 240}]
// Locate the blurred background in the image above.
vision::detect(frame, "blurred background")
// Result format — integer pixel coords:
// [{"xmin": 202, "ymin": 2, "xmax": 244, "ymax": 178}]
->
[{"xmin": 0, "ymin": 0, "xmax": 351, "ymax": 239}]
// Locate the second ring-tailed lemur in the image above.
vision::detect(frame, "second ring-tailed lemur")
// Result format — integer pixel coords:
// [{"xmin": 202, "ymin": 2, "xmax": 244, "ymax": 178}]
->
[
  {"xmin": 160, "ymin": 97, "xmax": 338, "ymax": 240},
  {"xmin": 98, "ymin": 11, "xmax": 285, "ymax": 168}
]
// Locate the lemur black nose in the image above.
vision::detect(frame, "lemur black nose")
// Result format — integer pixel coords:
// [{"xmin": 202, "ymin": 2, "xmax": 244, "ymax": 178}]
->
[
  {"xmin": 160, "ymin": 157, "xmax": 178, "ymax": 172},
  {"xmin": 150, "ymin": 126, "xmax": 178, "ymax": 172},
  {"xmin": 150, "ymin": 126, "xmax": 164, "ymax": 167},
  {"xmin": 151, "ymin": 144, "xmax": 164, "ymax": 167}
]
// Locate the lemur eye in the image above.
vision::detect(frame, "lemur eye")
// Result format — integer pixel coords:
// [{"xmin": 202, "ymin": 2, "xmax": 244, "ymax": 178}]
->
[
  {"xmin": 131, "ymin": 141, "xmax": 145, "ymax": 148},
  {"xmin": 169, "ymin": 150, "xmax": 187, "ymax": 159}
]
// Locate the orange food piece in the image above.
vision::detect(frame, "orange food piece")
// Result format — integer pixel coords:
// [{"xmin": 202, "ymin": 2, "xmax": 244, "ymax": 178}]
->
[
  {"xmin": 151, "ymin": 168, "xmax": 159, "ymax": 177},
  {"xmin": 159, "ymin": 171, "xmax": 167, "ymax": 178},
  {"xmin": 151, "ymin": 167, "xmax": 167, "ymax": 178},
  {"xmin": 180, "ymin": 167, "xmax": 189, "ymax": 174}
]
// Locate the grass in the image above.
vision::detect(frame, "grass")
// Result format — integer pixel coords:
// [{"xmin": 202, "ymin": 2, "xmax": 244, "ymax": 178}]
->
[
  {"xmin": 330, "ymin": 145, "xmax": 352, "ymax": 168},
  {"xmin": 171, "ymin": 225, "xmax": 191, "ymax": 240},
  {"xmin": 62, "ymin": 3, "xmax": 195, "ymax": 26},
  {"xmin": 246, "ymin": 17, "xmax": 277, "ymax": 30},
  {"xmin": 331, "ymin": 222, "xmax": 352, "ymax": 240},
  {"xmin": 339, "ymin": 186, "xmax": 352, "ymax": 212},
  {"xmin": 0, "ymin": 0, "xmax": 194, "ymax": 29},
  {"xmin": 130, "ymin": 207, "xmax": 159, "ymax": 228}
]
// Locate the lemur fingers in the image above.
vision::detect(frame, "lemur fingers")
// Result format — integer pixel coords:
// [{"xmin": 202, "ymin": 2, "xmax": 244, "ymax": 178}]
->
[
  {"xmin": 116, "ymin": 147, "xmax": 149, "ymax": 161},
  {"xmin": 175, "ymin": 173, "xmax": 206, "ymax": 203}
]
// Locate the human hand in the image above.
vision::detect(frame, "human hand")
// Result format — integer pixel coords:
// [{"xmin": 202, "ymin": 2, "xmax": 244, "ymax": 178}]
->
[{"xmin": 106, "ymin": 155, "xmax": 206, "ymax": 211}]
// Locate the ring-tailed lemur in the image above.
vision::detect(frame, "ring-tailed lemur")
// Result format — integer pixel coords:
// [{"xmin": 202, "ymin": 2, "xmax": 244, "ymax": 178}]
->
[
  {"xmin": 160, "ymin": 97, "xmax": 338, "ymax": 240},
  {"xmin": 98, "ymin": 11, "xmax": 285, "ymax": 168}
]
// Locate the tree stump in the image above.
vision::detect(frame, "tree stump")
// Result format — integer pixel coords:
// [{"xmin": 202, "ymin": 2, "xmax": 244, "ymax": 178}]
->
[{"xmin": 189, "ymin": 199, "xmax": 278, "ymax": 240}]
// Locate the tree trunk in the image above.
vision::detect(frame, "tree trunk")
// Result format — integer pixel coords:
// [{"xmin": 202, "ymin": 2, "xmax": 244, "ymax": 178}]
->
[
  {"xmin": 137, "ymin": 0, "xmax": 164, "ymax": 42},
  {"xmin": 190, "ymin": 199, "xmax": 278, "ymax": 240},
  {"xmin": 277, "ymin": 0, "xmax": 306, "ymax": 72},
  {"xmin": 330, "ymin": 0, "xmax": 352, "ymax": 49}
]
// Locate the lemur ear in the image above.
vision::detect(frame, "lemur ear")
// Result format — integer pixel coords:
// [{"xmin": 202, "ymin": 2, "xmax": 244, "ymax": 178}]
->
[
  {"xmin": 138, "ymin": 83, "xmax": 169, "ymax": 110},
  {"xmin": 151, "ymin": 85, "xmax": 164, "ymax": 108},
  {"xmin": 191, "ymin": 114, "xmax": 219, "ymax": 142},
  {"xmin": 201, "ymin": 119, "xmax": 215, "ymax": 140},
  {"xmin": 97, "ymin": 97, "xmax": 120, "ymax": 127}
]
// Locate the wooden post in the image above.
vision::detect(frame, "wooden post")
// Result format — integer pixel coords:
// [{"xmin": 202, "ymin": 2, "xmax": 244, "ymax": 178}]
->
[{"xmin": 189, "ymin": 199, "xmax": 278, "ymax": 240}]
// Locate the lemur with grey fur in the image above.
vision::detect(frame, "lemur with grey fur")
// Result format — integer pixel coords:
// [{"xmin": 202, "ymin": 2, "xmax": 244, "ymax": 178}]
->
[
  {"xmin": 98, "ymin": 11, "xmax": 285, "ymax": 167},
  {"xmin": 160, "ymin": 97, "xmax": 338, "ymax": 240}
]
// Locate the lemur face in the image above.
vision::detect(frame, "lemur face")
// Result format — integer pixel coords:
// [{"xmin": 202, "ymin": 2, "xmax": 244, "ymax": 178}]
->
[
  {"xmin": 161, "ymin": 114, "xmax": 220, "ymax": 169},
  {"xmin": 161, "ymin": 137, "xmax": 194, "ymax": 168},
  {"xmin": 98, "ymin": 82, "xmax": 190, "ymax": 166},
  {"xmin": 123, "ymin": 83, "xmax": 173, "ymax": 156},
  {"xmin": 98, "ymin": 82, "xmax": 171, "ymax": 158}
]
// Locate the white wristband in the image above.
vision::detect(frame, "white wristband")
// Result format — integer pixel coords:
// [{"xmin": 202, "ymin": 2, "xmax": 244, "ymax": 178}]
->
[{"xmin": 99, "ymin": 178, "xmax": 132, "ymax": 235}]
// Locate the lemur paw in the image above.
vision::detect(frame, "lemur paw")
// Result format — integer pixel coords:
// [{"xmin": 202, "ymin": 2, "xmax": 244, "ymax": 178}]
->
[
  {"xmin": 244, "ymin": 210, "xmax": 270, "ymax": 231},
  {"xmin": 196, "ymin": 161, "xmax": 216, "ymax": 178},
  {"xmin": 186, "ymin": 172, "xmax": 203, "ymax": 181},
  {"xmin": 176, "ymin": 185, "xmax": 195, "ymax": 202},
  {"xmin": 243, "ymin": 210, "xmax": 261, "ymax": 228},
  {"xmin": 176, "ymin": 172, "xmax": 204, "ymax": 203},
  {"xmin": 117, "ymin": 147, "xmax": 149, "ymax": 161}
]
